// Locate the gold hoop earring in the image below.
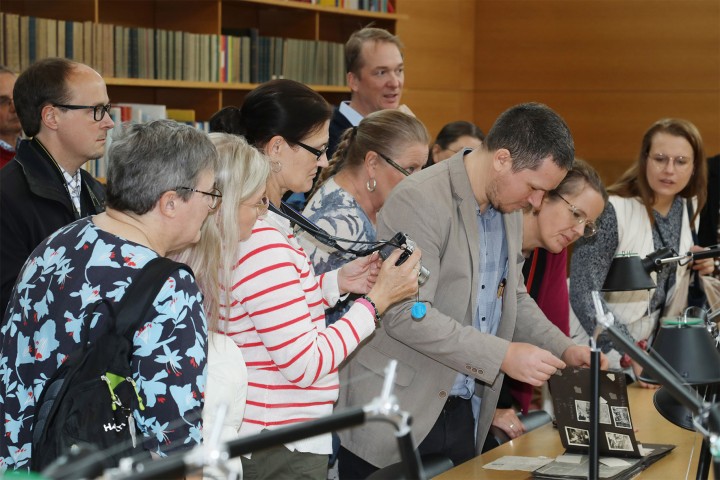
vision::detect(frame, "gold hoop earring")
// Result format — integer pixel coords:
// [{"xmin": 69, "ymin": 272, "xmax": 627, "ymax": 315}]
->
[{"xmin": 366, "ymin": 178, "xmax": 377, "ymax": 192}]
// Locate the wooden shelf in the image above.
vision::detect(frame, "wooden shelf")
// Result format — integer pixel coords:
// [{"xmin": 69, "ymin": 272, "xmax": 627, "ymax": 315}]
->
[
  {"xmin": 1, "ymin": 0, "xmax": 398, "ymax": 120},
  {"xmin": 234, "ymin": 0, "xmax": 406, "ymax": 20},
  {"xmin": 105, "ymin": 77, "xmax": 350, "ymax": 93}
]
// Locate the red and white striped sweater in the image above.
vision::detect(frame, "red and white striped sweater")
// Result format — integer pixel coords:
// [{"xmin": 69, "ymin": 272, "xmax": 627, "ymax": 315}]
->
[{"xmin": 220, "ymin": 211, "xmax": 376, "ymax": 454}]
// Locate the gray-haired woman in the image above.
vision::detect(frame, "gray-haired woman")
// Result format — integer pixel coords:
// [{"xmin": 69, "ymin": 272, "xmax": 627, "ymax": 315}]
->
[{"xmin": 0, "ymin": 119, "xmax": 219, "ymax": 470}]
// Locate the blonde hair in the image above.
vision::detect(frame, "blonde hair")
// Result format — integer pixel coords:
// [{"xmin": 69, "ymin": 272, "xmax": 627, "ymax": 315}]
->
[
  {"xmin": 172, "ymin": 133, "xmax": 270, "ymax": 333},
  {"xmin": 313, "ymin": 109, "xmax": 429, "ymax": 194}
]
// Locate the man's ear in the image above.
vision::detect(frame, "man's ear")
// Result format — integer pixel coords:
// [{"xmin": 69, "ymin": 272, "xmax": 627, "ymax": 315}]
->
[
  {"xmin": 493, "ymin": 148, "xmax": 513, "ymax": 173},
  {"xmin": 41, "ymin": 104, "xmax": 59, "ymax": 131},
  {"xmin": 157, "ymin": 190, "xmax": 179, "ymax": 218},
  {"xmin": 347, "ymin": 71, "xmax": 360, "ymax": 93}
]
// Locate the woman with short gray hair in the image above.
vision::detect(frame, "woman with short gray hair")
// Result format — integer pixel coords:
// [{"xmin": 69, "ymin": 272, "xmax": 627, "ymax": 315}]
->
[{"xmin": 0, "ymin": 119, "xmax": 219, "ymax": 470}]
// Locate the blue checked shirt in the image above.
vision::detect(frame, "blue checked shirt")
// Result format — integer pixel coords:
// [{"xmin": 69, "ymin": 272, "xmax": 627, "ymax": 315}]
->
[{"xmin": 450, "ymin": 204, "xmax": 508, "ymax": 398}]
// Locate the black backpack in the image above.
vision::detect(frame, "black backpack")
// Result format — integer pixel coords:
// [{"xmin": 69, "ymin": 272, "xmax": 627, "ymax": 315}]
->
[{"xmin": 31, "ymin": 257, "xmax": 191, "ymax": 473}]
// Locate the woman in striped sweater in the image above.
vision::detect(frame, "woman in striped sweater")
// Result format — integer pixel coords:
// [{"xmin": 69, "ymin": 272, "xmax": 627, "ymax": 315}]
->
[{"xmin": 195, "ymin": 80, "xmax": 422, "ymax": 480}]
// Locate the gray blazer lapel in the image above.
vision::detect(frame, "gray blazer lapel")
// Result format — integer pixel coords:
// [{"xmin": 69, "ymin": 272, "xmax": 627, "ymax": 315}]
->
[{"xmin": 449, "ymin": 156, "xmax": 480, "ymax": 327}]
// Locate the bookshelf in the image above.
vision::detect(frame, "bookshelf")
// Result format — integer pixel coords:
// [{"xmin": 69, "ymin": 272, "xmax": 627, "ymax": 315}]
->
[{"xmin": 1, "ymin": 0, "xmax": 404, "ymax": 121}]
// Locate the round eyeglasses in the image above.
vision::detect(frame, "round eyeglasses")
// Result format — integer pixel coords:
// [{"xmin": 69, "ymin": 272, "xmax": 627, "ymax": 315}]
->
[
  {"xmin": 556, "ymin": 193, "xmax": 597, "ymax": 237},
  {"xmin": 648, "ymin": 153, "xmax": 693, "ymax": 172},
  {"xmin": 176, "ymin": 186, "xmax": 223, "ymax": 210},
  {"xmin": 53, "ymin": 103, "xmax": 112, "ymax": 122}
]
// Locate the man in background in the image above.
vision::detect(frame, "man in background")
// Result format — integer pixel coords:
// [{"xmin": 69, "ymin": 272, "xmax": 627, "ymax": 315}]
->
[
  {"xmin": 283, "ymin": 27, "xmax": 412, "ymax": 211},
  {"xmin": 0, "ymin": 58, "xmax": 112, "ymax": 313},
  {"xmin": 328, "ymin": 26, "xmax": 411, "ymax": 159},
  {"xmin": 0, "ymin": 66, "xmax": 22, "ymax": 168}
]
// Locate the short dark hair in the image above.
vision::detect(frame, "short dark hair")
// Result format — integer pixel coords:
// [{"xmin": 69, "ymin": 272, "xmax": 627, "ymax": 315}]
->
[
  {"xmin": 236, "ymin": 79, "xmax": 332, "ymax": 149},
  {"xmin": 345, "ymin": 27, "xmax": 403, "ymax": 76},
  {"xmin": 13, "ymin": 58, "xmax": 77, "ymax": 137},
  {"xmin": 484, "ymin": 102, "xmax": 575, "ymax": 172}
]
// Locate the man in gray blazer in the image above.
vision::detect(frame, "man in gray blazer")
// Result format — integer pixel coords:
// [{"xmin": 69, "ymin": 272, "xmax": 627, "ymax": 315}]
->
[{"xmin": 337, "ymin": 103, "xmax": 605, "ymax": 476}]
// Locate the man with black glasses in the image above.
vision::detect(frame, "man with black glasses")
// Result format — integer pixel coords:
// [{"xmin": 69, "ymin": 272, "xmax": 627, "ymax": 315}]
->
[{"xmin": 0, "ymin": 58, "xmax": 113, "ymax": 313}]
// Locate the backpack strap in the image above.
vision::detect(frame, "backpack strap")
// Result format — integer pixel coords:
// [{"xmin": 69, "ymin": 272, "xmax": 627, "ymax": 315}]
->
[{"xmin": 113, "ymin": 257, "xmax": 194, "ymax": 340}]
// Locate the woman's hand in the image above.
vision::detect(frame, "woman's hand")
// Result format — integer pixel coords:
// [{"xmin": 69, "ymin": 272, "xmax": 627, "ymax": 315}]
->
[
  {"xmin": 365, "ymin": 247, "xmax": 422, "ymax": 315},
  {"xmin": 492, "ymin": 408, "xmax": 525, "ymax": 439},
  {"xmin": 337, "ymin": 252, "xmax": 381, "ymax": 295},
  {"xmin": 689, "ymin": 245, "xmax": 715, "ymax": 275},
  {"xmin": 631, "ymin": 359, "xmax": 660, "ymax": 389}
]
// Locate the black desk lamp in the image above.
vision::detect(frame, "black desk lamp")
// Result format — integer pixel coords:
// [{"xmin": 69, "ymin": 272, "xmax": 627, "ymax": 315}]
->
[{"xmin": 598, "ymin": 249, "xmax": 720, "ymax": 480}]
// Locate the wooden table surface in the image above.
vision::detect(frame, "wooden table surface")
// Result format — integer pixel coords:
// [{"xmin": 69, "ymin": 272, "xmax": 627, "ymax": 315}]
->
[{"xmin": 435, "ymin": 385, "xmax": 710, "ymax": 479}]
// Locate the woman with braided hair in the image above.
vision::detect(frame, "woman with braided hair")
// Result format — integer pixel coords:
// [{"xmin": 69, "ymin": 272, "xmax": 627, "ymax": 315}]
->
[{"xmin": 300, "ymin": 109, "xmax": 429, "ymax": 325}]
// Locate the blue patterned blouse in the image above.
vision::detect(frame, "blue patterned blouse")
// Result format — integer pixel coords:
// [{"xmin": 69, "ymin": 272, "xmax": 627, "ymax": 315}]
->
[
  {"xmin": 0, "ymin": 218, "xmax": 207, "ymax": 471},
  {"xmin": 300, "ymin": 178, "xmax": 376, "ymax": 325}
]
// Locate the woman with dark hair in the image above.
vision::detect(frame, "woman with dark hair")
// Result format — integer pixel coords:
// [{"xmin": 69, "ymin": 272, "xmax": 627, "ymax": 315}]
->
[
  {"xmin": 570, "ymin": 118, "xmax": 713, "ymax": 383},
  {"xmin": 214, "ymin": 80, "xmax": 422, "ymax": 480},
  {"xmin": 426, "ymin": 120, "xmax": 484, "ymax": 167}
]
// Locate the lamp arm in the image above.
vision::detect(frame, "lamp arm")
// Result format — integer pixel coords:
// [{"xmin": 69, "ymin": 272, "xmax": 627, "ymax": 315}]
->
[
  {"xmin": 597, "ymin": 320, "xmax": 707, "ymax": 421},
  {"xmin": 107, "ymin": 360, "xmax": 424, "ymax": 480}
]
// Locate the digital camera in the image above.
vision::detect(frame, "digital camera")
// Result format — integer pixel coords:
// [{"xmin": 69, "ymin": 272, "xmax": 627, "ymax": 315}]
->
[{"xmin": 378, "ymin": 232, "xmax": 430, "ymax": 286}]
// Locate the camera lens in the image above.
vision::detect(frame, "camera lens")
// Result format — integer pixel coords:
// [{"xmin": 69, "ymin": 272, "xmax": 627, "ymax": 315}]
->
[{"xmin": 418, "ymin": 265, "xmax": 430, "ymax": 286}]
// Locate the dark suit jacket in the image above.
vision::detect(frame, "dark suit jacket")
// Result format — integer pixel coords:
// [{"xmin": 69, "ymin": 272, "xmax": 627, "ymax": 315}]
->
[
  {"xmin": 699, "ymin": 154, "xmax": 719, "ymax": 247},
  {"xmin": 328, "ymin": 106, "xmax": 353, "ymax": 161},
  {"xmin": 0, "ymin": 138, "xmax": 105, "ymax": 314},
  {"xmin": 337, "ymin": 152, "xmax": 573, "ymax": 467}
]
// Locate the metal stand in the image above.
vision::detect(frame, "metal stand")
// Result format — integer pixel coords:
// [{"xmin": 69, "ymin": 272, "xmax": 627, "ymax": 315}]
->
[
  {"xmin": 589, "ymin": 343, "xmax": 601, "ymax": 480},
  {"xmin": 100, "ymin": 360, "xmax": 426, "ymax": 480},
  {"xmin": 590, "ymin": 293, "xmax": 720, "ymax": 479}
]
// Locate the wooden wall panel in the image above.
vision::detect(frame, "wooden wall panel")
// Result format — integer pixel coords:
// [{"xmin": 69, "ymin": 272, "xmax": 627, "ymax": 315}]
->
[
  {"xmin": 396, "ymin": 0, "xmax": 477, "ymax": 139},
  {"xmin": 476, "ymin": 91, "xmax": 719, "ymax": 184},
  {"xmin": 472, "ymin": 0, "xmax": 720, "ymax": 185},
  {"xmin": 402, "ymin": 89, "xmax": 476, "ymax": 139}
]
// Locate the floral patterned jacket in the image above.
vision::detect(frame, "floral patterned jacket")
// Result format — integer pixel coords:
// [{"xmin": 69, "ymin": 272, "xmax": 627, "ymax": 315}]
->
[{"xmin": 0, "ymin": 218, "xmax": 207, "ymax": 471}]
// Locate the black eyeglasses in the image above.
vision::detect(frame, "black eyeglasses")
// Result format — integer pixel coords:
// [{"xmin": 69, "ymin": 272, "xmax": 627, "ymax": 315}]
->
[
  {"xmin": 53, "ymin": 103, "xmax": 112, "ymax": 122},
  {"xmin": 377, "ymin": 152, "xmax": 411, "ymax": 177},
  {"xmin": 176, "ymin": 186, "xmax": 223, "ymax": 210},
  {"xmin": 293, "ymin": 140, "xmax": 329, "ymax": 162},
  {"xmin": 556, "ymin": 193, "xmax": 597, "ymax": 237}
]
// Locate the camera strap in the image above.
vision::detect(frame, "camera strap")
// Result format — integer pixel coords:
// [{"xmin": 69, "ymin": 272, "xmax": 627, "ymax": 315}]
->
[{"xmin": 268, "ymin": 201, "xmax": 386, "ymax": 257}]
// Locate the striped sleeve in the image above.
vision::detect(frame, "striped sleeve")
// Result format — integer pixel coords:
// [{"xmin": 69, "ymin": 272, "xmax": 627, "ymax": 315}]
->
[{"xmin": 234, "ymin": 226, "xmax": 375, "ymax": 388}]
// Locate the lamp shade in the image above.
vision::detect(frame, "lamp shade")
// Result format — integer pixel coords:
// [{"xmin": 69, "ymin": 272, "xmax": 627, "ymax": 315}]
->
[
  {"xmin": 639, "ymin": 319, "xmax": 720, "ymax": 385},
  {"xmin": 654, "ymin": 384, "xmax": 718, "ymax": 431},
  {"xmin": 601, "ymin": 254, "xmax": 656, "ymax": 292},
  {"xmin": 653, "ymin": 386, "xmax": 695, "ymax": 430}
]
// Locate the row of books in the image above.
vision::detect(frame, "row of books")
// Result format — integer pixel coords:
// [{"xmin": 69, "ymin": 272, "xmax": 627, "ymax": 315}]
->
[
  {"xmin": 0, "ymin": 13, "xmax": 347, "ymax": 85},
  {"xmin": 83, "ymin": 104, "xmax": 209, "ymax": 179},
  {"xmin": 300, "ymin": 0, "xmax": 395, "ymax": 13}
]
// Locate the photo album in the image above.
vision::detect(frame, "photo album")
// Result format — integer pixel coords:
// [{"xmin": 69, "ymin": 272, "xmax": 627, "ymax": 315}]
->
[{"xmin": 531, "ymin": 368, "xmax": 675, "ymax": 480}]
